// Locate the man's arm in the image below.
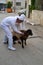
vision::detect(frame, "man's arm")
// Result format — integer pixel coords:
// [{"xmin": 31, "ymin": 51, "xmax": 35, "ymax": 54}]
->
[
  {"xmin": 12, "ymin": 24, "xmax": 23, "ymax": 35},
  {"xmin": 20, "ymin": 19, "xmax": 26, "ymax": 30}
]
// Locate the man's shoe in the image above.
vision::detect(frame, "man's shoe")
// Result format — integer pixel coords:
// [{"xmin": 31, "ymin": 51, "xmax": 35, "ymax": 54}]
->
[{"xmin": 8, "ymin": 47, "xmax": 16, "ymax": 51}]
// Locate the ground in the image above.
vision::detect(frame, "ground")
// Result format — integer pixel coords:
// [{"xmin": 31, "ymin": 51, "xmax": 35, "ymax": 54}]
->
[{"xmin": 0, "ymin": 13, "xmax": 43, "ymax": 65}]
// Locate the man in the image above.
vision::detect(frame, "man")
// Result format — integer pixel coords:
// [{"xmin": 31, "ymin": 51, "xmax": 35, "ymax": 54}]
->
[
  {"xmin": 0, "ymin": 14, "xmax": 25, "ymax": 51},
  {"xmin": 17, "ymin": 14, "xmax": 26, "ymax": 31},
  {"xmin": 19, "ymin": 14, "xmax": 26, "ymax": 30}
]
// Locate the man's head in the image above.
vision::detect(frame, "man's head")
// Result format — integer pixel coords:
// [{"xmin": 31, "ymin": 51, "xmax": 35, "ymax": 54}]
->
[{"xmin": 16, "ymin": 14, "xmax": 25, "ymax": 23}]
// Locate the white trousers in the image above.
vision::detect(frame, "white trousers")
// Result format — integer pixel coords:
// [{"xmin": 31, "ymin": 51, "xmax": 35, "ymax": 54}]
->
[{"xmin": 1, "ymin": 24, "xmax": 13, "ymax": 48}]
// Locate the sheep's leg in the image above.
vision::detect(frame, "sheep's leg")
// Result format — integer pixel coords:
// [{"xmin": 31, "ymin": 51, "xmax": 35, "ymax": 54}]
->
[
  {"xmin": 18, "ymin": 40, "xmax": 21, "ymax": 44},
  {"xmin": 21, "ymin": 39, "xmax": 24, "ymax": 48},
  {"xmin": 25, "ymin": 39, "xmax": 26, "ymax": 45}
]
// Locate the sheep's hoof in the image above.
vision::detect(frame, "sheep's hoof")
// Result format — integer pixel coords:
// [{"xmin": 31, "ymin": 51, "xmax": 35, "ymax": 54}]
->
[
  {"xmin": 13, "ymin": 42, "xmax": 16, "ymax": 44},
  {"xmin": 25, "ymin": 43, "xmax": 27, "ymax": 45},
  {"xmin": 22, "ymin": 46, "xmax": 24, "ymax": 48}
]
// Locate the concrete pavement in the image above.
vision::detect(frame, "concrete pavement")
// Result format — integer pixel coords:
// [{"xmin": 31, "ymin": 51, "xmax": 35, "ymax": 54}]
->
[{"xmin": 0, "ymin": 13, "xmax": 43, "ymax": 65}]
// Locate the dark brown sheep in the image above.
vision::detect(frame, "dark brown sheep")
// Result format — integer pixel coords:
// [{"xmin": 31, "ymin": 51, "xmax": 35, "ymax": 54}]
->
[{"xmin": 13, "ymin": 29, "xmax": 33, "ymax": 48}]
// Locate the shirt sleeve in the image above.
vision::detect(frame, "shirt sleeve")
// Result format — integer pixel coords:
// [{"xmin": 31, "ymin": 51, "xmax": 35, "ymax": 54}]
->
[{"xmin": 20, "ymin": 19, "xmax": 26, "ymax": 30}]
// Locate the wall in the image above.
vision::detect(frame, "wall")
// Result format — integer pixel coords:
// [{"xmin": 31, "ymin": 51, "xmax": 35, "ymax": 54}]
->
[
  {"xmin": 31, "ymin": 10, "xmax": 43, "ymax": 25},
  {"xmin": 0, "ymin": 0, "xmax": 6, "ymax": 3},
  {"xmin": 16, "ymin": 0, "xmax": 25, "ymax": 9}
]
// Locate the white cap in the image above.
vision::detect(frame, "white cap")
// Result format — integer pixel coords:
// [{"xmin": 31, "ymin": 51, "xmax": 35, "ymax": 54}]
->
[{"xmin": 18, "ymin": 14, "xmax": 25, "ymax": 21}]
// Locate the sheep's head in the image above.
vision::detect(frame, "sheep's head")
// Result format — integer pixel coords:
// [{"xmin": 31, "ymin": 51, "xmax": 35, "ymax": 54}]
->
[
  {"xmin": 26, "ymin": 29, "xmax": 33, "ymax": 36},
  {"xmin": 20, "ymin": 29, "xmax": 33, "ymax": 40}
]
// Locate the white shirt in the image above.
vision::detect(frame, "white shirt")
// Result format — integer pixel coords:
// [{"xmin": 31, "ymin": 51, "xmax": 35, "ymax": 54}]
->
[
  {"xmin": 17, "ymin": 19, "xmax": 26, "ymax": 30},
  {"xmin": 1, "ymin": 16, "xmax": 23, "ymax": 34}
]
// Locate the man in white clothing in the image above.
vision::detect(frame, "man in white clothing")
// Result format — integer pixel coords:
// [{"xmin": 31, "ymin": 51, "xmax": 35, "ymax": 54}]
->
[
  {"xmin": 17, "ymin": 14, "xmax": 26, "ymax": 30},
  {"xmin": 0, "ymin": 14, "xmax": 25, "ymax": 51}
]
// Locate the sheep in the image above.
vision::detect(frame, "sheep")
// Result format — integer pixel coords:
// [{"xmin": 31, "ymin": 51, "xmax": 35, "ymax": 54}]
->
[{"xmin": 13, "ymin": 29, "xmax": 33, "ymax": 48}]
